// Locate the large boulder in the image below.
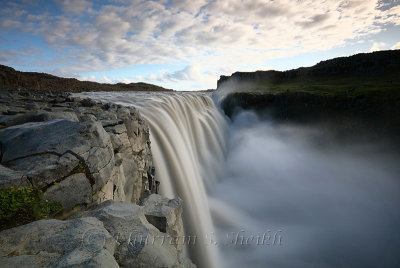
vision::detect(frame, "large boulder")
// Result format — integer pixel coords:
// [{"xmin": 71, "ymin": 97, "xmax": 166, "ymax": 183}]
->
[
  {"xmin": 140, "ymin": 194, "xmax": 184, "ymax": 252},
  {"xmin": 0, "ymin": 217, "xmax": 118, "ymax": 267},
  {"xmin": 8, "ymin": 152, "xmax": 79, "ymax": 189},
  {"xmin": 81, "ymin": 200, "xmax": 195, "ymax": 268},
  {"xmin": 0, "ymin": 119, "xmax": 114, "ymax": 193}
]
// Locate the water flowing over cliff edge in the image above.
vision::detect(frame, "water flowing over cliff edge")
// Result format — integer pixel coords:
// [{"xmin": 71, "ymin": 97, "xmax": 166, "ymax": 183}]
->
[
  {"xmin": 80, "ymin": 91, "xmax": 400, "ymax": 267},
  {"xmin": 79, "ymin": 92, "xmax": 228, "ymax": 268}
]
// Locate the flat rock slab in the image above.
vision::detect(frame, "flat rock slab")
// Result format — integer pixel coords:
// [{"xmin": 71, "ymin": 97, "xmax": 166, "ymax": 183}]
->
[
  {"xmin": 0, "ymin": 217, "xmax": 118, "ymax": 268},
  {"xmin": 0, "ymin": 119, "xmax": 107, "ymax": 162},
  {"xmin": 0, "ymin": 119, "xmax": 114, "ymax": 192}
]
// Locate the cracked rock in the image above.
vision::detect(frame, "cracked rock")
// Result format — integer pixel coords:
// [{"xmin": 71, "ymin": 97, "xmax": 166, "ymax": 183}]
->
[
  {"xmin": 43, "ymin": 173, "xmax": 92, "ymax": 211},
  {"xmin": 0, "ymin": 217, "xmax": 118, "ymax": 267}
]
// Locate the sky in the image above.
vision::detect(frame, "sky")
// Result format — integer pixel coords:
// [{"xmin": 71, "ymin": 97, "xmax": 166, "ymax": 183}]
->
[{"xmin": 0, "ymin": 0, "xmax": 400, "ymax": 91}]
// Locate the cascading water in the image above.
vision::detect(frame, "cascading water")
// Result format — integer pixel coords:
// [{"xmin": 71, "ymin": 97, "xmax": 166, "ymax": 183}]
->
[
  {"xmin": 80, "ymin": 92, "xmax": 228, "ymax": 268},
  {"xmin": 80, "ymin": 91, "xmax": 400, "ymax": 268}
]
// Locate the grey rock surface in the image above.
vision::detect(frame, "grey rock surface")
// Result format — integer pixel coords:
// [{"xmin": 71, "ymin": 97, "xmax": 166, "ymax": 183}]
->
[
  {"xmin": 9, "ymin": 152, "xmax": 79, "ymax": 189},
  {"xmin": 43, "ymin": 173, "xmax": 92, "ymax": 210},
  {"xmin": 0, "ymin": 217, "xmax": 117, "ymax": 267},
  {"xmin": 0, "ymin": 88, "xmax": 194, "ymax": 267},
  {"xmin": 141, "ymin": 194, "xmax": 185, "ymax": 252},
  {"xmin": 0, "ymin": 118, "xmax": 114, "ymax": 193},
  {"xmin": 0, "ymin": 164, "xmax": 31, "ymax": 188},
  {"xmin": 81, "ymin": 200, "xmax": 195, "ymax": 268}
]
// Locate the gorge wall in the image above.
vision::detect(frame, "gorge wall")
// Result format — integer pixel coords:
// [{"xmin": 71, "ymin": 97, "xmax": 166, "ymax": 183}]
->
[{"xmin": 217, "ymin": 50, "xmax": 400, "ymax": 145}]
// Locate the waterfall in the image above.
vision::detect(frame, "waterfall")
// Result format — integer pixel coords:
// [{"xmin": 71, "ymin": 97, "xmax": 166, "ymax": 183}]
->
[
  {"xmin": 77, "ymin": 91, "xmax": 400, "ymax": 267},
  {"xmin": 80, "ymin": 92, "xmax": 228, "ymax": 268}
]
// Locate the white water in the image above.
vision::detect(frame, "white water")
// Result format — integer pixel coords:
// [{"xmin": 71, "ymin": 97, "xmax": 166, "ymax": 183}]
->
[
  {"xmin": 81, "ymin": 92, "xmax": 400, "ymax": 267},
  {"xmin": 211, "ymin": 111, "xmax": 400, "ymax": 267},
  {"xmin": 80, "ymin": 92, "xmax": 228, "ymax": 268}
]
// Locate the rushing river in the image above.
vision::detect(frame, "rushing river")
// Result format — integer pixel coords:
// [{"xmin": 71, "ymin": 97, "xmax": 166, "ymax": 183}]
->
[{"xmin": 80, "ymin": 92, "xmax": 400, "ymax": 268}]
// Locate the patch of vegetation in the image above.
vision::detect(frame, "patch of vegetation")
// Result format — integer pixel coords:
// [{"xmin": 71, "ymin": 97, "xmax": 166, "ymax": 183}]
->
[
  {"xmin": 72, "ymin": 161, "xmax": 86, "ymax": 174},
  {"xmin": 250, "ymin": 76, "xmax": 400, "ymax": 101},
  {"xmin": 0, "ymin": 187, "xmax": 62, "ymax": 231}
]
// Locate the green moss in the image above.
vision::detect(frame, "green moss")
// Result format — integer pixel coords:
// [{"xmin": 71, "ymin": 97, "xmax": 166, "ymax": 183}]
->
[
  {"xmin": 72, "ymin": 161, "xmax": 86, "ymax": 174},
  {"xmin": 0, "ymin": 187, "xmax": 62, "ymax": 230}
]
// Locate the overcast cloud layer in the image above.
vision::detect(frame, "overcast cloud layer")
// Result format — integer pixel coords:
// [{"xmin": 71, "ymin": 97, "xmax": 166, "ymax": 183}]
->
[{"xmin": 1, "ymin": 0, "xmax": 400, "ymax": 90}]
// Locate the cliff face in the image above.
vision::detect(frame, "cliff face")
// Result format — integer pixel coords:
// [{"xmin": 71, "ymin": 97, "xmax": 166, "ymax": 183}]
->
[
  {"xmin": 217, "ymin": 50, "xmax": 400, "ymax": 144},
  {"xmin": 221, "ymin": 91, "xmax": 400, "ymax": 146},
  {"xmin": 0, "ymin": 88, "xmax": 195, "ymax": 267},
  {"xmin": 217, "ymin": 49, "xmax": 400, "ymax": 92},
  {"xmin": 0, "ymin": 64, "xmax": 172, "ymax": 92}
]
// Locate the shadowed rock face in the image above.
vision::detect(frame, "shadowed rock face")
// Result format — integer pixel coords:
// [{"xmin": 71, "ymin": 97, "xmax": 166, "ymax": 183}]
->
[{"xmin": 220, "ymin": 91, "xmax": 400, "ymax": 146}]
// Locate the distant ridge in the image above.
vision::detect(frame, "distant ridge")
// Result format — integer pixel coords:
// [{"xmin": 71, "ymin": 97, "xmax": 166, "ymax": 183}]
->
[
  {"xmin": 217, "ymin": 49, "xmax": 400, "ymax": 91},
  {"xmin": 0, "ymin": 65, "xmax": 173, "ymax": 92}
]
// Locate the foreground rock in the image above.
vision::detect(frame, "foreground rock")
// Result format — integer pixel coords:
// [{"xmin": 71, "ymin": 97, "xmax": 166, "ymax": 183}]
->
[
  {"xmin": 0, "ymin": 88, "xmax": 196, "ymax": 267},
  {"xmin": 0, "ymin": 200, "xmax": 195, "ymax": 267},
  {"xmin": 80, "ymin": 200, "xmax": 195, "ymax": 267},
  {"xmin": 0, "ymin": 88, "xmax": 156, "ymax": 213},
  {"xmin": 141, "ymin": 194, "xmax": 184, "ymax": 252},
  {"xmin": 0, "ymin": 217, "xmax": 118, "ymax": 267}
]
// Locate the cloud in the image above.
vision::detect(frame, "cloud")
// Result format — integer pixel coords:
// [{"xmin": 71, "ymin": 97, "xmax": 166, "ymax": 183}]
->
[
  {"xmin": 391, "ymin": 42, "xmax": 400, "ymax": 50},
  {"xmin": 103, "ymin": 75, "xmax": 112, "ymax": 83},
  {"xmin": 54, "ymin": 0, "xmax": 92, "ymax": 14},
  {"xmin": 370, "ymin": 42, "xmax": 386, "ymax": 52},
  {"xmin": 0, "ymin": 0, "xmax": 400, "ymax": 88},
  {"xmin": 160, "ymin": 65, "xmax": 204, "ymax": 82}
]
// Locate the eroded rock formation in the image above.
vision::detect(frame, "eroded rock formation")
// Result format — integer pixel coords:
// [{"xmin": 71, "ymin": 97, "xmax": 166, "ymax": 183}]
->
[{"xmin": 0, "ymin": 88, "xmax": 195, "ymax": 267}]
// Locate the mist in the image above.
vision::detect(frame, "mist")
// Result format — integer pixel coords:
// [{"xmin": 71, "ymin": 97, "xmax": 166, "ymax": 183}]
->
[{"xmin": 210, "ymin": 111, "xmax": 400, "ymax": 267}]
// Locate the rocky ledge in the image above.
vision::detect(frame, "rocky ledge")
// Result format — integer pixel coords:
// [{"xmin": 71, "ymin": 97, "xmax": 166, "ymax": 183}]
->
[{"xmin": 0, "ymin": 88, "xmax": 195, "ymax": 267}]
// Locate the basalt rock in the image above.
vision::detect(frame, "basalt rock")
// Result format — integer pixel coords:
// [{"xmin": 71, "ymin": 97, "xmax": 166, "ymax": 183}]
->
[
  {"xmin": 79, "ymin": 200, "xmax": 194, "ymax": 268},
  {"xmin": 0, "ymin": 217, "xmax": 118, "ymax": 267},
  {"xmin": 0, "ymin": 88, "xmax": 193, "ymax": 267},
  {"xmin": 0, "ymin": 88, "xmax": 157, "ymax": 212},
  {"xmin": 140, "ymin": 194, "xmax": 184, "ymax": 252}
]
